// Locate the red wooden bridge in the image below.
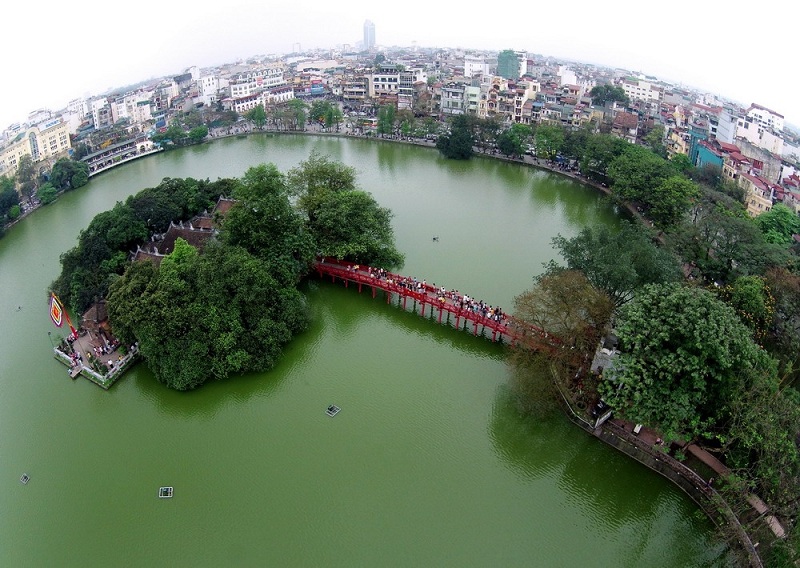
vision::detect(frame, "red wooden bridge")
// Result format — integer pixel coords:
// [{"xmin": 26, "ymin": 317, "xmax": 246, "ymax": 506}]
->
[{"xmin": 313, "ymin": 258, "xmax": 555, "ymax": 351}]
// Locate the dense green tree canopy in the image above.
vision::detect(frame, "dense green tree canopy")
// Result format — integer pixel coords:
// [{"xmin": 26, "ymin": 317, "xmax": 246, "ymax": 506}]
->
[
  {"xmin": 107, "ymin": 239, "xmax": 309, "ymax": 390},
  {"xmin": 589, "ymin": 84, "xmax": 630, "ymax": 106},
  {"xmin": 285, "ymin": 153, "xmax": 402, "ymax": 268},
  {"xmin": 754, "ymin": 203, "xmax": 800, "ymax": 245},
  {"xmin": 287, "ymin": 151, "xmax": 358, "ymax": 220},
  {"xmin": 16, "ymin": 155, "xmax": 37, "ymax": 200},
  {"xmin": 376, "ymin": 104, "xmax": 396, "ymax": 136},
  {"xmin": 246, "ymin": 104, "xmax": 267, "ymax": 129},
  {"xmin": 550, "ymin": 221, "xmax": 682, "ymax": 307},
  {"xmin": 668, "ymin": 204, "xmax": 789, "ymax": 284},
  {"xmin": 36, "ymin": 182, "xmax": 58, "ymax": 205},
  {"xmin": 436, "ymin": 114, "xmax": 474, "ymax": 160},
  {"xmin": 648, "ymin": 175, "xmax": 700, "ymax": 228},
  {"xmin": 222, "ymin": 164, "xmax": 315, "ymax": 285},
  {"xmin": 607, "ymin": 144, "xmax": 674, "ymax": 203},
  {"xmin": 496, "ymin": 124, "xmax": 532, "ymax": 157},
  {"xmin": 601, "ymin": 283, "xmax": 775, "ymax": 441},
  {"xmin": 309, "ymin": 189, "xmax": 403, "ymax": 267},
  {"xmin": 0, "ymin": 176, "xmax": 19, "ymax": 219},
  {"xmin": 50, "ymin": 158, "xmax": 90, "ymax": 191},
  {"xmin": 534, "ymin": 125, "xmax": 564, "ymax": 160},
  {"xmin": 51, "ymin": 177, "xmax": 224, "ymax": 312}
]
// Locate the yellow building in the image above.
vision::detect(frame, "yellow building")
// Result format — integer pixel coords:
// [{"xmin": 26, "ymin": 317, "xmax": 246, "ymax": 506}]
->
[
  {"xmin": 0, "ymin": 118, "xmax": 71, "ymax": 177},
  {"xmin": 739, "ymin": 172, "xmax": 773, "ymax": 216}
]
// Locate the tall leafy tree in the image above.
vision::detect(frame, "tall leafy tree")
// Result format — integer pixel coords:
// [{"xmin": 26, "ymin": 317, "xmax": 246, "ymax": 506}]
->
[
  {"xmin": 648, "ymin": 175, "xmax": 700, "ymax": 228},
  {"xmin": 436, "ymin": 114, "xmax": 474, "ymax": 160},
  {"xmin": 754, "ymin": 203, "xmax": 800, "ymax": 245},
  {"xmin": 50, "ymin": 158, "xmax": 90, "ymax": 191},
  {"xmin": 0, "ymin": 176, "xmax": 19, "ymax": 218},
  {"xmin": 496, "ymin": 124, "xmax": 531, "ymax": 157},
  {"xmin": 308, "ymin": 189, "xmax": 403, "ymax": 267},
  {"xmin": 607, "ymin": 144, "xmax": 673, "ymax": 204},
  {"xmin": 589, "ymin": 84, "xmax": 629, "ymax": 106},
  {"xmin": 600, "ymin": 283, "xmax": 776, "ymax": 442},
  {"xmin": 16, "ymin": 155, "xmax": 37, "ymax": 202},
  {"xmin": 287, "ymin": 151, "xmax": 358, "ymax": 221},
  {"xmin": 534, "ymin": 125, "xmax": 564, "ymax": 160},
  {"xmin": 376, "ymin": 104, "xmax": 396, "ymax": 136},
  {"xmin": 286, "ymin": 99, "xmax": 308, "ymax": 130},
  {"xmin": 511, "ymin": 270, "xmax": 613, "ymax": 413},
  {"xmin": 223, "ymin": 164, "xmax": 315, "ymax": 285},
  {"xmin": 246, "ymin": 104, "xmax": 268, "ymax": 129},
  {"xmin": 107, "ymin": 239, "xmax": 309, "ymax": 391},
  {"xmin": 550, "ymin": 221, "xmax": 682, "ymax": 308}
]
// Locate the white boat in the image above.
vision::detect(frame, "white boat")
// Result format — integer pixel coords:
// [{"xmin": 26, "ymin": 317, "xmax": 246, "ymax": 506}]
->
[
  {"xmin": 326, "ymin": 405, "xmax": 341, "ymax": 417},
  {"xmin": 158, "ymin": 486, "xmax": 173, "ymax": 498}
]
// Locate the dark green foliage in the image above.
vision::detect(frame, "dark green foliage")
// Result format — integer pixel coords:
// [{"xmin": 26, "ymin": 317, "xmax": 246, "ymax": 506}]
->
[
  {"xmin": 0, "ymin": 176, "xmax": 20, "ymax": 219},
  {"xmin": 550, "ymin": 221, "xmax": 682, "ymax": 307},
  {"xmin": 50, "ymin": 158, "xmax": 90, "ymax": 191},
  {"xmin": 668, "ymin": 202, "xmax": 789, "ymax": 284},
  {"xmin": 607, "ymin": 144, "xmax": 674, "ymax": 202},
  {"xmin": 151, "ymin": 122, "xmax": 207, "ymax": 148},
  {"xmin": 376, "ymin": 104, "xmax": 396, "ymax": 136},
  {"xmin": 589, "ymin": 84, "xmax": 630, "ymax": 106},
  {"xmin": 601, "ymin": 283, "xmax": 775, "ymax": 442},
  {"xmin": 286, "ymin": 153, "xmax": 403, "ymax": 269},
  {"xmin": 246, "ymin": 104, "xmax": 267, "ymax": 129},
  {"xmin": 15, "ymin": 155, "xmax": 37, "ymax": 199},
  {"xmin": 309, "ymin": 190, "xmax": 404, "ymax": 267},
  {"xmin": 36, "ymin": 183, "xmax": 58, "ymax": 204},
  {"xmin": 534, "ymin": 125, "xmax": 564, "ymax": 160},
  {"xmin": 496, "ymin": 124, "xmax": 531, "ymax": 157},
  {"xmin": 754, "ymin": 203, "xmax": 800, "ymax": 245},
  {"xmin": 222, "ymin": 164, "xmax": 315, "ymax": 286},
  {"xmin": 107, "ymin": 240, "xmax": 309, "ymax": 390},
  {"xmin": 436, "ymin": 115, "xmax": 474, "ymax": 160},
  {"xmin": 51, "ymin": 177, "xmax": 225, "ymax": 312},
  {"xmin": 578, "ymin": 133, "xmax": 628, "ymax": 184}
]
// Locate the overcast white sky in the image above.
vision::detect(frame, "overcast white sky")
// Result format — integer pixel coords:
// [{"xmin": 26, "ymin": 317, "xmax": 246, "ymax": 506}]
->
[{"xmin": 4, "ymin": 0, "xmax": 796, "ymax": 130}]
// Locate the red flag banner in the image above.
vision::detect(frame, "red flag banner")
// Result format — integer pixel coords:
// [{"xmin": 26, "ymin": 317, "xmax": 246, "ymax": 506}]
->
[{"xmin": 50, "ymin": 294, "xmax": 64, "ymax": 327}]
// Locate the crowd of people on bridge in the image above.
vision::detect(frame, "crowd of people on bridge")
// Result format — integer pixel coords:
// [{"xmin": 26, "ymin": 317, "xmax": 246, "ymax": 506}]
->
[{"xmin": 345, "ymin": 264, "xmax": 507, "ymax": 324}]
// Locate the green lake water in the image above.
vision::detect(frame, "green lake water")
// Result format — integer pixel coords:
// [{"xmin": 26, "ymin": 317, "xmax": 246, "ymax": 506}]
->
[{"xmin": 0, "ymin": 134, "xmax": 731, "ymax": 566}]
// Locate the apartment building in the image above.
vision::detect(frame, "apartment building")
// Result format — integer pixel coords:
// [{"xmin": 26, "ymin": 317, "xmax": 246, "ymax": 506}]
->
[
  {"xmin": 739, "ymin": 171, "xmax": 774, "ymax": 216},
  {"xmin": 621, "ymin": 78, "xmax": 661, "ymax": 103},
  {"xmin": 0, "ymin": 117, "xmax": 71, "ymax": 176}
]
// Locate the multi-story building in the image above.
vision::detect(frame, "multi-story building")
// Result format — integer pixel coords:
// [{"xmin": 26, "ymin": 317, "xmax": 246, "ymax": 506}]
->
[
  {"xmin": 0, "ymin": 117, "xmax": 72, "ymax": 176},
  {"xmin": 744, "ymin": 103, "xmax": 784, "ymax": 132},
  {"xmin": 342, "ymin": 73, "xmax": 369, "ymax": 103},
  {"xmin": 621, "ymin": 78, "xmax": 661, "ymax": 104},
  {"xmin": 739, "ymin": 172, "xmax": 774, "ymax": 216},
  {"xmin": 228, "ymin": 66, "xmax": 285, "ymax": 99},
  {"xmin": 363, "ymin": 20, "xmax": 375, "ymax": 51},
  {"xmin": 464, "ymin": 55, "xmax": 489, "ymax": 78},
  {"xmin": 440, "ymin": 83, "xmax": 466, "ymax": 116},
  {"xmin": 369, "ymin": 64, "xmax": 401, "ymax": 98},
  {"xmin": 496, "ymin": 50, "xmax": 524, "ymax": 81},
  {"xmin": 197, "ymin": 74, "xmax": 221, "ymax": 106}
]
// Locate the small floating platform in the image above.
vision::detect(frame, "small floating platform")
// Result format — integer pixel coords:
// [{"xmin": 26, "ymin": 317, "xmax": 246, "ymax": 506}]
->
[
  {"xmin": 326, "ymin": 404, "xmax": 341, "ymax": 417},
  {"xmin": 20, "ymin": 473, "xmax": 30, "ymax": 484},
  {"xmin": 158, "ymin": 486, "xmax": 173, "ymax": 498}
]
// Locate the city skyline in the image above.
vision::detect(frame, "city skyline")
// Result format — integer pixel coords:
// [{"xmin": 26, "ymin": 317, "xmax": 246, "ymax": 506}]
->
[{"xmin": 4, "ymin": 0, "xmax": 795, "ymax": 130}]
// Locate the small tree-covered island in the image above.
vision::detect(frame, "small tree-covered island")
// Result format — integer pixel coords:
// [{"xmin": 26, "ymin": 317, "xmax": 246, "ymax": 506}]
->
[{"xmin": 51, "ymin": 152, "xmax": 403, "ymax": 390}]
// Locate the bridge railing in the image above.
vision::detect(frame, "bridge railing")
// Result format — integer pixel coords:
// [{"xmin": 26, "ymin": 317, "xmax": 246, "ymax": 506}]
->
[{"xmin": 313, "ymin": 259, "xmax": 556, "ymax": 349}]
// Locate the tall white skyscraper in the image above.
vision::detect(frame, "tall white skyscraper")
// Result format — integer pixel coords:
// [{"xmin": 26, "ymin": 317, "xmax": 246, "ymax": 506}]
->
[{"xmin": 363, "ymin": 20, "xmax": 375, "ymax": 50}]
